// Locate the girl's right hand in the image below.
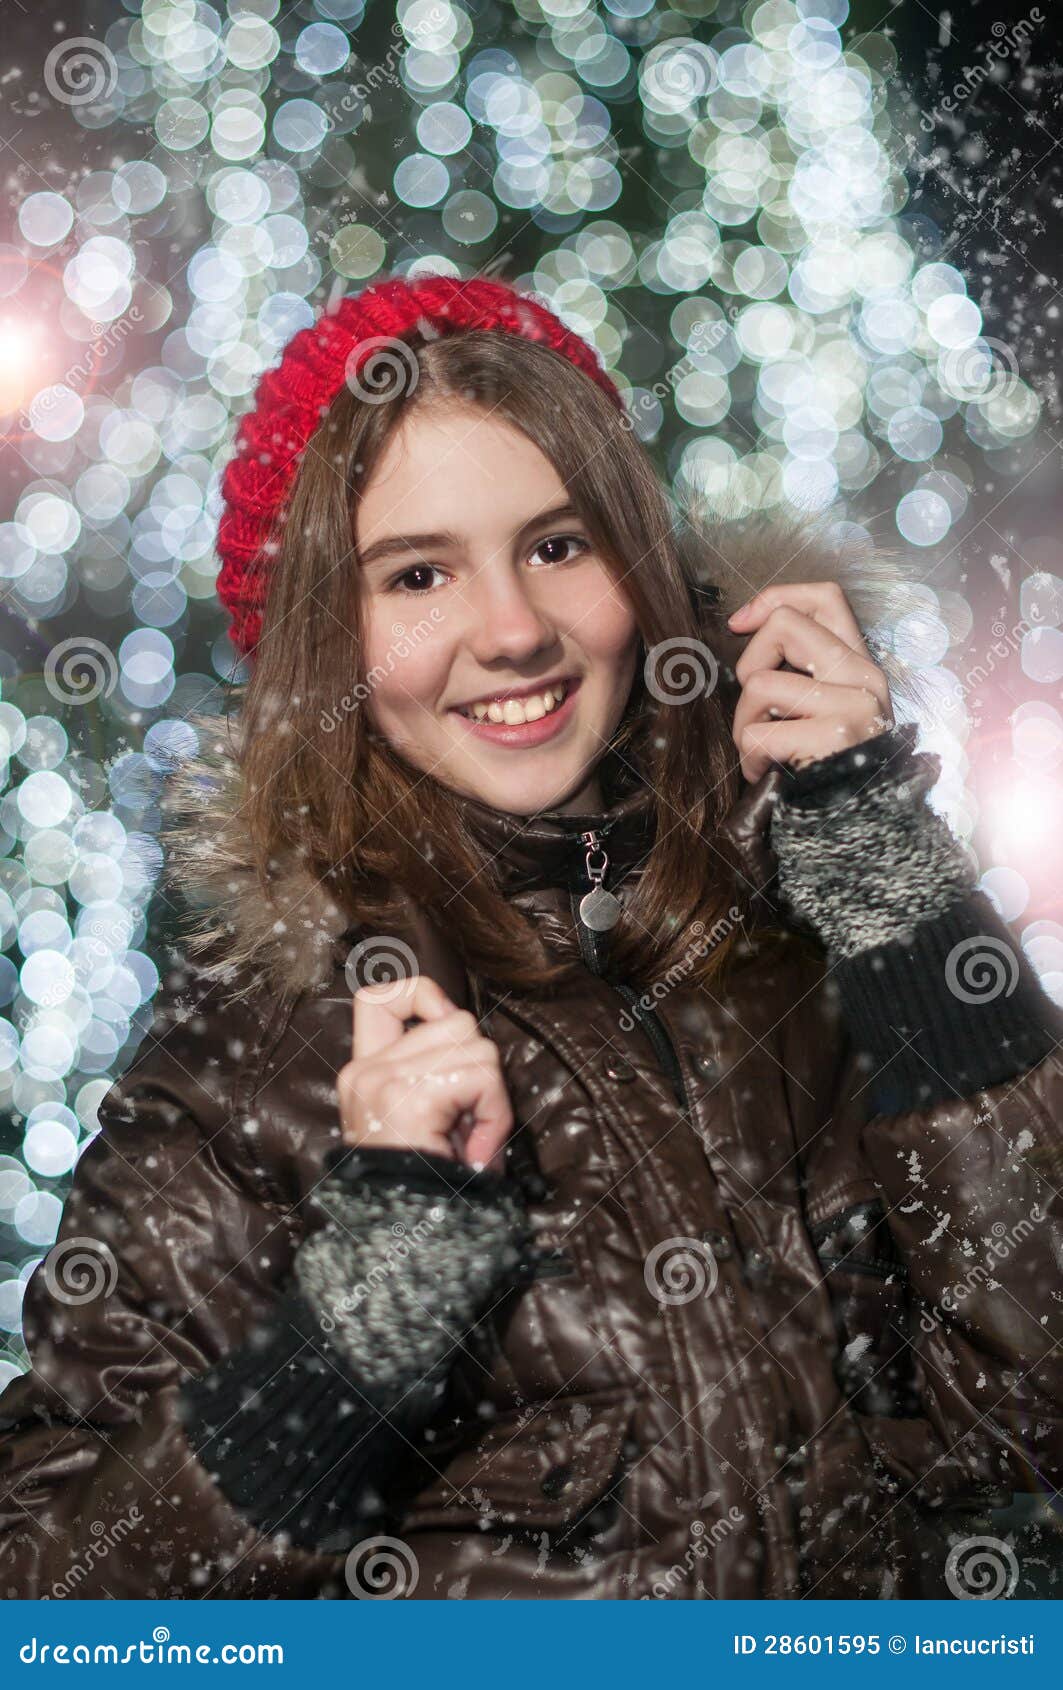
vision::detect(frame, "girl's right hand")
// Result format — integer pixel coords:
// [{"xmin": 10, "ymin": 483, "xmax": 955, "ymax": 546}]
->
[{"xmin": 337, "ymin": 976, "xmax": 514, "ymax": 1173}]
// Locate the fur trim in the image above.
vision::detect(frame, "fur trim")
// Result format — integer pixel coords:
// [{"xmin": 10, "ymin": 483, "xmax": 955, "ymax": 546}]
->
[
  {"xmin": 160, "ymin": 516, "xmax": 942, "ymax": 1003},
  {"xmin": 679, "ymin": 506, "xmax": 950, "ymax": 710},
  {"xmin": 158, "ymin": 712, "xmax": 354, "ymax": 1007}
]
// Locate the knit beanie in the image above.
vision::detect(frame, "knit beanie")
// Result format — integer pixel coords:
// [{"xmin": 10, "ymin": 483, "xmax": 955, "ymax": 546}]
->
[{"xmin": 215, "ymin": 274, "xmax": 624, "ymax": 659}]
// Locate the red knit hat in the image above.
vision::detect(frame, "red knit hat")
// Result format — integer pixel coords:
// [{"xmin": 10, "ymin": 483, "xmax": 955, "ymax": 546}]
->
[{"xmin": 215, "ymin": 274, "xmax": 624, "ymax": 659}]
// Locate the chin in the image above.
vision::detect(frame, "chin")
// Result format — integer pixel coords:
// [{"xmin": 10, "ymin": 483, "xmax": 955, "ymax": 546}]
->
[{"xmin": 454, "ymin": 762, "xmax": 587, "ymax": 816}]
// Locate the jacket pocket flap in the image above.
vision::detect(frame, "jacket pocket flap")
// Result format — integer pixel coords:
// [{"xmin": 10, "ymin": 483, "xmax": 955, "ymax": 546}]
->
[{"xmin": 402, "ymin": 1397, "xmax": 633, "ymax": 1532}]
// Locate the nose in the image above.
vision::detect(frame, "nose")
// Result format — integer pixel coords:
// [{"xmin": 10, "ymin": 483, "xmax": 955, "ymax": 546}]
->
[{"xmin": 462, "ymin": 556, "xmax": 559, "ymax": 667}]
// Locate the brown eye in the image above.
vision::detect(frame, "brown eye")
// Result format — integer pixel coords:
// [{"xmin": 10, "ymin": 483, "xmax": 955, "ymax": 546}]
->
[
  {"xmin": 529, "ymin": 534, "xmax": 589, "ymax": 567},
  {"xmin": 388, "ymin": 564, "xmax": 444, "ymax": 593}
]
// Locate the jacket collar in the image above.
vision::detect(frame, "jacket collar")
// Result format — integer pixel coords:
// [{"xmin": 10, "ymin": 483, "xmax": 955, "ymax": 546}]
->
[
  {"xmin": 452, "ymin": 777, "xmax": 655, "ymax": 899},
  {"xmin": 449, "ymin": 749, "xmax": 656, "ymax": 894}
]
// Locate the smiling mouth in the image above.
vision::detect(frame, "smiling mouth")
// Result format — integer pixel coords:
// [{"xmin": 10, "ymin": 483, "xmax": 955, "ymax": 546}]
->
[{"xmin": 454, "ymin": 680, "xmax": 571, "ymax": 725}]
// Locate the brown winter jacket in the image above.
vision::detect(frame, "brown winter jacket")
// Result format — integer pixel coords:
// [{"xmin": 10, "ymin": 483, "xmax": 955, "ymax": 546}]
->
[{"xmin": 1, "ymin": 524, "xmax": 1061, "ymax": 1600}]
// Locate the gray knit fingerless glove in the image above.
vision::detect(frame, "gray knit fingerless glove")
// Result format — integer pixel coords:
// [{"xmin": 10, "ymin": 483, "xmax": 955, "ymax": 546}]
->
[
  {"xmin": 768, "ymin": 723, "xmax": 975, "ymax": 958},
  {"xmin": 176, "ymin": 1146, "xmax": 535, "ymax": 1554},
  {"xmin": 293, "ymin": 1147, "xmax": 535, "ymax": 1398},
  {"xmin": 764, "ymin": 722, "xmax": 1063, "ymax": 1115}
]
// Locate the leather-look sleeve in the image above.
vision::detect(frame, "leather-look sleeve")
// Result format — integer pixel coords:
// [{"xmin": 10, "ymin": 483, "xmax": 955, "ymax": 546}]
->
[
  {"xmin": 790, "ymin": 924, "xmax": 1063, "ymax": 1507},
  {"xmin": 0, "ymin": 974, "xmax": 363, "ymax": 1599},
  {"xmin": 861, "ymin": 1045, "xmax": 1063, "ymax": 1498}
]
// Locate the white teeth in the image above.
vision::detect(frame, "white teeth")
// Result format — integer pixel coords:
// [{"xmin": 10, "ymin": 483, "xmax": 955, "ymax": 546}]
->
[{"xmin": 465, "ymin": 683, "xmax": 568, "ymax": 724}]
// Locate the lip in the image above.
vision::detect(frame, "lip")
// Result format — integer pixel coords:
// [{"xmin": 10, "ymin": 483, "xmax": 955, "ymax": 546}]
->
[{"xmin": 448, "ymin": 676, "xmax": 582, "ymax": 748}]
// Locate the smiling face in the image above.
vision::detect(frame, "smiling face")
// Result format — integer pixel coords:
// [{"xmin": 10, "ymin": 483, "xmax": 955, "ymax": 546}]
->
[{"xmin": 355, "ymin": 400, "xmax": 641, "ymax": 817}]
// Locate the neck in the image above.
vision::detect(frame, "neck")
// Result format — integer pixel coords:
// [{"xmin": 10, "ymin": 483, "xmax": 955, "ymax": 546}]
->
[{"xmin": 530, "ymin": 770, "xmax": 603, "ymax": 818}]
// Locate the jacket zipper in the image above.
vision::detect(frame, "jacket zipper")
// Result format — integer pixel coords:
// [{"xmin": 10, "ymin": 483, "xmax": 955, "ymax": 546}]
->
[{"xmin": 570, "ymin": 829, "xmax": 690, "ymax": 1115}]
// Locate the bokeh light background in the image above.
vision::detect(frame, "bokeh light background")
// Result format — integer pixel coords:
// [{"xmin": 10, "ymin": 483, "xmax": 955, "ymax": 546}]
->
[{"xmin": 0, "ymin": 0, "xmax": 1061, "ymax": 1384}]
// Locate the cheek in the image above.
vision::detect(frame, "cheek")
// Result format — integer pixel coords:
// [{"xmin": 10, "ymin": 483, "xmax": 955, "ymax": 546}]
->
[
  {"xmin": 362, "ymin": 611, "xmax": 451, "ymax": 725},
  {"xmin": 567, "ymin": 571, "xmax": 639, "ymax": 665}
]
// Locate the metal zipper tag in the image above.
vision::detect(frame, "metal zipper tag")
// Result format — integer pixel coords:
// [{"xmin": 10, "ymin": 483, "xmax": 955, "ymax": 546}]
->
[
  {"xmin": 578, "ymin": 884, "xmax": 623, "ymax": 931},
  {"xmin": 578, "ymin": 830, "xmax": 623, "ymax": 931}
]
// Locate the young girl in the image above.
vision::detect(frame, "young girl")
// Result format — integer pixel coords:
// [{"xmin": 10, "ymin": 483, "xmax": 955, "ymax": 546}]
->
[{"xmin": 1, "ymin": 276, "xmax": 1060, "ymax": 1601}]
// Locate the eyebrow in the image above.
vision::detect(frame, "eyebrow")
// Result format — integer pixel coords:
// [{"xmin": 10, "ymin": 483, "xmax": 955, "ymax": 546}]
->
[{"xmin": 357, "ymin": 502, "xmax": 585, "ymax": 571}]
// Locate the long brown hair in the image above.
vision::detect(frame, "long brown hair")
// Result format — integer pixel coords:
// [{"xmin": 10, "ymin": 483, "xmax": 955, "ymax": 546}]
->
[{"xmin": 223, "ymin": 327, "xmax": 748, "ymax": 997}]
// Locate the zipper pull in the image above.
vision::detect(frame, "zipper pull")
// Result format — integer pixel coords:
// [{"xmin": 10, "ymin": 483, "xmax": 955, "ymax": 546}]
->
[{"xmin": 577, "ymin": 828, "xmax": 623, "ymax": 932}]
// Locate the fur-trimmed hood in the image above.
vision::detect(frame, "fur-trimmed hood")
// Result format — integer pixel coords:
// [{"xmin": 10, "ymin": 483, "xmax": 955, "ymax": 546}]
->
[{"xmin": 159, "ymin": 515, "xmax": 937, "ymax": 1005}]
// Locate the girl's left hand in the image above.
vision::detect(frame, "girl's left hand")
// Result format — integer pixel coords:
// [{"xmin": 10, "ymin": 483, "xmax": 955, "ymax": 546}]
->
[{"xmin": 727, "ymin": 581, "xmax": 895, "ymax": 784}]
